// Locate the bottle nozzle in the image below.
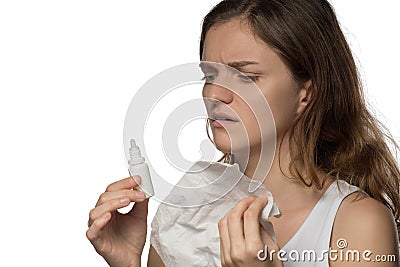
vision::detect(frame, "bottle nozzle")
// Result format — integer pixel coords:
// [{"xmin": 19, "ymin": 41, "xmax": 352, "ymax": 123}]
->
[
  {"xmin": 130, "ymin": 139, "xmax": 136, "ymax": 147},
  {"xmin": 128, "ymin": 138, "xmax": 145, "ymax": 165}
]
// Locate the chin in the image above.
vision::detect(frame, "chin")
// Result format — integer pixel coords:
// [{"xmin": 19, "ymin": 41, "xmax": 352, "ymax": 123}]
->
[
  {"xmin": 213, "ymin": 133, "xmax": 232, "ymax": 154},
  {"xmin": 213, "ymin": 129, "xmax": 252, "ymax": 154}
]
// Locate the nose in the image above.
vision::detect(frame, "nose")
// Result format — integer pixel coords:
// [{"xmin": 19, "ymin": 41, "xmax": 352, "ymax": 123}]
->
[{"xmin": 202, "ymin": 83, "xmax": 234, "ymax": 105}]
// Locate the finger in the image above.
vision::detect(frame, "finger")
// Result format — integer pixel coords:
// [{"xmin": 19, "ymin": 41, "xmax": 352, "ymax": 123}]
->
[
  {"xmin": 260, "ymin": 227, "xmax": 280, "ymax": 263},
  {"xmin": 243, "ymin": 197, "xmax": 268, "ymax": 249},
  {"xmin": 218, "ymin": 215, "xmax": 231, "ymax": 265},
  {"xmin": 89, "ymin": 197, "xmax": 132, "ymax": 226},
  {"xmin": 227, "ymin": 197, "xmax": 256, "ymax": 253},
  {"xmin": 127, "ymin": 197, "xmax": 149, "ymax": 221},
  {"xmin": 105, "ymin": 176, "xmax": 142, "ymax": 192},
  {"xmin": 220, "ymin": 239, "xmax": 226, "ymax": 266},
  {"xmin": 260, "ymin": 227, "xmax": 278, "ymax": 249},
  {"xmin": 95, "ymin": 188, "xmax": 146, "ymax": 207},
  {"xmin": 86, "ymin": 212, "xmax": 111, "ymax": 249}
]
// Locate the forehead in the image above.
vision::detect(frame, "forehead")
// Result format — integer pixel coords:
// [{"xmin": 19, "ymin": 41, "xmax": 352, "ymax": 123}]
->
[{"xmin": 202, "ymin": 19, "xmax": 269, "ymax": 62}]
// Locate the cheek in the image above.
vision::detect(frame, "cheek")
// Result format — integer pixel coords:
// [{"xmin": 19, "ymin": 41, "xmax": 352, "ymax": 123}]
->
[
  {"xmin": 261, "ymin": 82, "xmax": 299, "ymax": 137},
  {"xmin": 237, "ymin": 104, "xmax": 263, "ymax": 146}
]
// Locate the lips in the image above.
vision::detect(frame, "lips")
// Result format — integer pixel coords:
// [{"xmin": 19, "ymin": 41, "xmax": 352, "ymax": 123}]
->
[{"xmin": 209, "ymin": 111, "xmax": 239, "ymax": 123}]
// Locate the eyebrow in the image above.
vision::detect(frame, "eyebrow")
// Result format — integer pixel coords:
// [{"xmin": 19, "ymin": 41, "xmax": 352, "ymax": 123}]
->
[
  {"xmin": 227, "ymin": 61, "xmax": 260, "ymax": 69},
  {"xmin": 199, "ymin": 61, "xmax": 260, "ymax": 72}
]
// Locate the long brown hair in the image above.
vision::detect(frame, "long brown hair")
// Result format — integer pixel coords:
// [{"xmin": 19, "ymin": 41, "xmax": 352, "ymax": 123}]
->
[{"xmin": 200, "ymin": 0, "xmax": 400, "ymax": 237}]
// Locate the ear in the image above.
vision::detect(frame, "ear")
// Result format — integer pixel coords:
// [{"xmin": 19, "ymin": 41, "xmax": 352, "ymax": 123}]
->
[{"xmin": 296, "ymin": 80, "xmax": 312, "ymax": 114}]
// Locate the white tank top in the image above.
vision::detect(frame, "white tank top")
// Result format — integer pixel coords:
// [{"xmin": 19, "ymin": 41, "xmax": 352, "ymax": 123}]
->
[
  {"xmin": 150, "ymin": 161, "xmax": 364, "ymax": 267},
  {"xmin": 280, "ymin": 179, "xmax": 363, "ymax": 267}
]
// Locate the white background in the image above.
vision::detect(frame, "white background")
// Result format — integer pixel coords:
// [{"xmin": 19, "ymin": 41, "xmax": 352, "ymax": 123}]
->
[{"xmin": 0, "ymin": 0, "xmax": 399, "ymax": 266}]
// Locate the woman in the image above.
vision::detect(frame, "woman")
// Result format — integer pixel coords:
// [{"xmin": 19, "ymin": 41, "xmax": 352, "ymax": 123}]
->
[{"xmin": 86, "ymin": 0, "xmax": 400, "ymax": 266}]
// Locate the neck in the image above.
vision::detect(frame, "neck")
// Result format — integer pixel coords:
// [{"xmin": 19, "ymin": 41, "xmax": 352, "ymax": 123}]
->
[
  {"xmin": 233, "ymin": 137, "xmax": 332, "ymax": 206},
  {"xmin": 234, "ymin": 138, "xmax": 290, "ymax": 183}
]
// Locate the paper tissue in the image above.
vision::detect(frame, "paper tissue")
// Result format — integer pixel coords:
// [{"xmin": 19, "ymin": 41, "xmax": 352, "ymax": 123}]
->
[{"xmin": 150, "ymin": 160, "xmax": 281, "ymax": 267}]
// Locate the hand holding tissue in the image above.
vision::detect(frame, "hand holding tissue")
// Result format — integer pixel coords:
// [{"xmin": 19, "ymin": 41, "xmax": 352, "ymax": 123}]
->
[{"xmin": 150, "ymin": 161, "xmax": 281, "ymax": 267}]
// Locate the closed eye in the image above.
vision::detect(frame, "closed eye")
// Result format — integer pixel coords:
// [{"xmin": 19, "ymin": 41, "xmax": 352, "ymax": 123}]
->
[
  {"xmin": 201, "ymin": 74, "xmax": 260, "ymax": 84},
  {"xmin": 201, "ymin": 75, "xmax": 217, "ymax": 83},
  {"xmin": 238, "ymin": 74, "xmax": 260, "ymax": 83}
]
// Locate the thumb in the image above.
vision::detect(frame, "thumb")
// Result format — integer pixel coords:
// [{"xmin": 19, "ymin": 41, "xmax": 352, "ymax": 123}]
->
[{"xmin": 128, "ymin": 197, "xmax": 149, "ymax": 221}]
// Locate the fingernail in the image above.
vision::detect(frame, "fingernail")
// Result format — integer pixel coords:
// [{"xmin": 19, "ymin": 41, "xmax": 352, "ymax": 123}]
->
[
  {"xmin": 135, "ymin": 191, "xmax": 146, "ymax": 199},
  {"xmin": 133, "ymin": 175, "xmax": 141, "ymax": 184}
]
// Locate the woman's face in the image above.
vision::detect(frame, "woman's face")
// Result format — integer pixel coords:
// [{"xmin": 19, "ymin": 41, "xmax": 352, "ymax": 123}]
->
[{"xmin": 202, "ymin": 19, "xmax": 309, "ymax": 155}]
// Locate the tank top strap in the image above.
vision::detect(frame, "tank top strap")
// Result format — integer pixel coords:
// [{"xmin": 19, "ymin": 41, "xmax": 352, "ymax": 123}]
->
[
  {"xmin": 307, "ymin": 179, "xmax": 361, "ymax": 245},
  {"xmin": 282, "ymin": 179, "xmax": 363, "ymax": 267}
]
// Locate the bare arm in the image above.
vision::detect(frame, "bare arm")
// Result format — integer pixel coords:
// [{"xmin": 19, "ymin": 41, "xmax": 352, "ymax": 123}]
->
[
  {"xmin": 330, "ymin": 192, "xmax": 400, "ymax": 266},
  {"xmin": 147, "ymin": 245, "xmax": 165, "ymax": 267}
]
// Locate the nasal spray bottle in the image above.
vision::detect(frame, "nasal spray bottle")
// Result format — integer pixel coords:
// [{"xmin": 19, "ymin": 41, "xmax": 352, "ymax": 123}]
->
[{"xmin": 128, "ymin": 139, "xmax": 155, "ymax": 198}]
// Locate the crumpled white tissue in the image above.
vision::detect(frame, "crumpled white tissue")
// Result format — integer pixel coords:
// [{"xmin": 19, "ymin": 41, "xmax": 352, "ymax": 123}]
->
[{"xmin": 150, "ymin": 161, "xmax": 281, "ymax": 267}]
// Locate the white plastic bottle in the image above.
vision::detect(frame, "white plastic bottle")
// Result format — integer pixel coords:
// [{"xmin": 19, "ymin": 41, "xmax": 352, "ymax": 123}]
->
[{"xmin": 128, "ymin": 139, "xmax": 155, "ymax": 198}]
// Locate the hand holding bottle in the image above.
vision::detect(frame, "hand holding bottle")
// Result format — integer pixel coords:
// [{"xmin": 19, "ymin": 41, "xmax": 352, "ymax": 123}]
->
[{"xmin": 86, "ymin": 176, "xmax": 149, "ymax": 267}]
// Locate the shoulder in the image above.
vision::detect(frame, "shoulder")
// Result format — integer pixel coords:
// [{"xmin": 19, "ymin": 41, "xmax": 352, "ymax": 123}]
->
[
  {"xmin": 330, "ymin": 190, "xmax": 399, "ymax": 266},
  {"xmin": 333, "ymin": 191, "xmax": 397, "ymax": 238}
]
